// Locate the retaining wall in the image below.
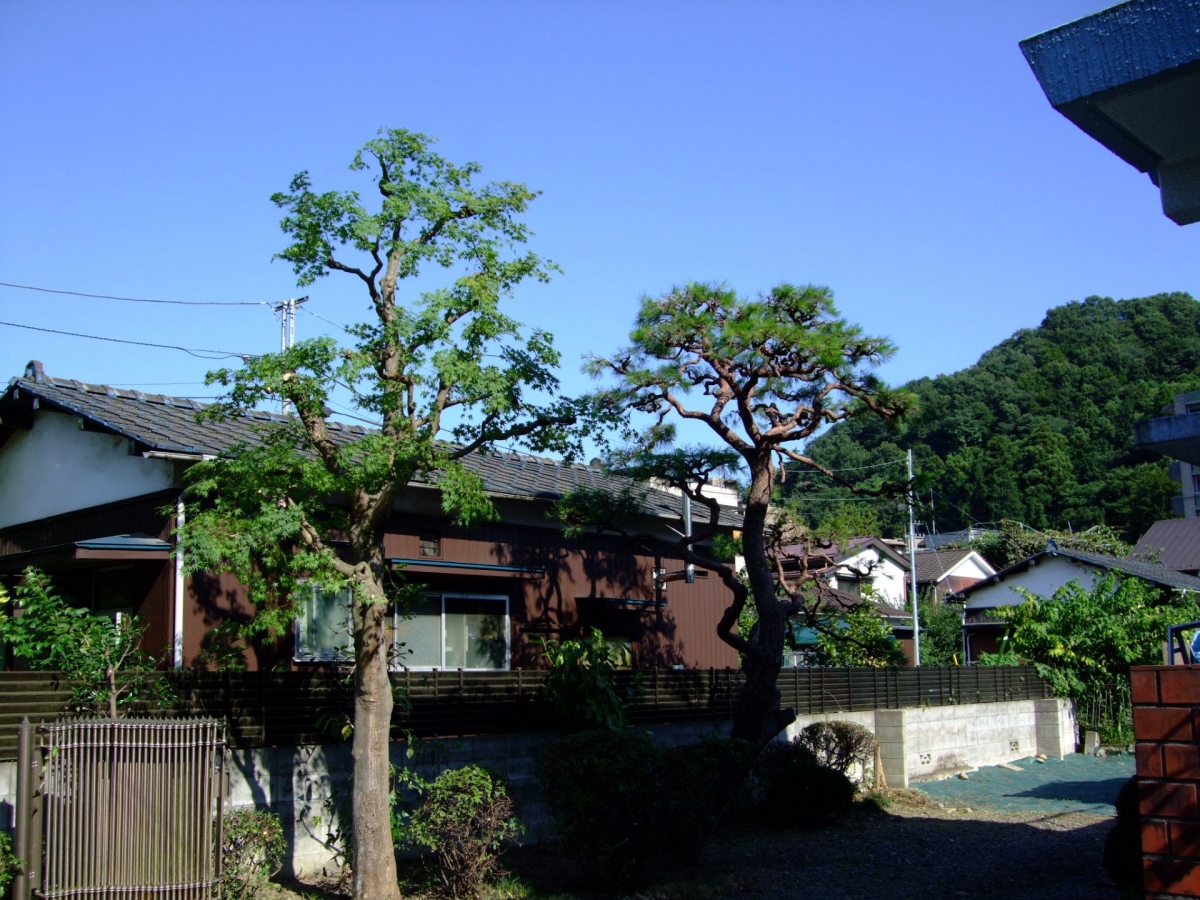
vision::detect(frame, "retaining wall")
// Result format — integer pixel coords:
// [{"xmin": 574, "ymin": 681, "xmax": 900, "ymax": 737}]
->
[{"xmin": 0, "ymin": 696, "xmax": 1076, "ymax": 878}]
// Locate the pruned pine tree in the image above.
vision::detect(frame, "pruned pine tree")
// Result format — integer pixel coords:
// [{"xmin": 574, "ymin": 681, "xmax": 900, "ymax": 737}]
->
[
  {"xmin": 182, "ymin": 129, "xmax": 597, "ymax": 900},
  {"xmin": 556, "ymin": 282, "xmax": 910, "ymax": 747}
]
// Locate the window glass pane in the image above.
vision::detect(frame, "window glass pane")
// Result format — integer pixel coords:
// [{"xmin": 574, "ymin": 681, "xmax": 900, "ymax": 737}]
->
[
  {"xmin": 300, "ymin": 586, "xmax": 352, "ymax": 659},
  {"xmin": 444, "ymin": 597, "xmax": 507, "ymax": 669},
  {"xmin": 395, "ymin": 595, "xmax": 442, "ymax": 668}
]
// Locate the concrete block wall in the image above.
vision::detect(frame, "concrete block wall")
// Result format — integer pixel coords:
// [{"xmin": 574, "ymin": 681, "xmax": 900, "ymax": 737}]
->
[
  {"xmin": 1132, "ymin": 665, "xmax": 1200, "ymax": 899},
  {"xmin": 0, "ymin": 699, "xmax": 1076, "ymax": 878}
]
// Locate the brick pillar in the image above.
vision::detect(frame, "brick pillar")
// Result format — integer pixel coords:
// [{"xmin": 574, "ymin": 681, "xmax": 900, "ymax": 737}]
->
[{"xmin": 1132, "ymin": 665, "xmax": 1200, "ymax": 898}]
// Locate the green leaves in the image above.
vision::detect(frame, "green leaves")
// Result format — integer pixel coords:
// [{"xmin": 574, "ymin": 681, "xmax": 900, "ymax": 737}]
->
[
  {"xmin": 993, "ymin": 573, "xmax": 1200, "ymax": 699},
  {"xmin": 534, "ymin": 627, "xmax": 640, "ymax": 731},
  {"xmin": 793, "ymin": 291, "xmax": 1200, "ymax": 540},
  {"xmin": 0, "ymin": 567, "xmax": 169, "ymax": 715}
]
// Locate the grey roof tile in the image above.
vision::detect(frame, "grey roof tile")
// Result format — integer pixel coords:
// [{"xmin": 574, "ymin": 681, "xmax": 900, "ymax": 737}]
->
[{"xmin": 5, "ymin": 374, "xmax": 741, "ymax": 527}]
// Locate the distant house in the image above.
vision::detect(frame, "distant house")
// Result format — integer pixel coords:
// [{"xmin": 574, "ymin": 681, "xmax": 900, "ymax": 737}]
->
[
  {"xmin": 905, "ymin": 548, "xmax": 996, "ymax": 601},
  {"xmin": 1132, "ymin": 517, "xmax": 1200, "ymax": 576},
  {"xmin": 0, "ymin": 362, "xmax": 742, "ymax": 672},
  {"xmin": 949, "ymin": 545, "xmax": 1200, "ymax": 663},
  {"xmin": 776, "ymin": 537, "xmax": 915, "ymax": 664},
  {"xmin": 783, "ymin": 585, "xmax": 914, "ymax": 667},
  {"xmin": 775, "ymin": 536, "xmax": 910, "ymax": 608}
]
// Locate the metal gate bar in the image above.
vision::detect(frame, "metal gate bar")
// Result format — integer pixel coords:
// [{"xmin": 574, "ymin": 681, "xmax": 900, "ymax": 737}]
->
[{"xmin": 16, "ymin": 717, "xmax": 225, "ymax": 900}]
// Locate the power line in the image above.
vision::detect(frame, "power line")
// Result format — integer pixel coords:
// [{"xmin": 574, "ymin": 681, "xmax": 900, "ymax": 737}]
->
[
  {"xmin": 0, "ymin": 281, "xmax": 273, "ymax": 307},
  {"xmin": 302, "ymin": 307, "xmax": 349, "ymax": 332},
  {"xmin": 0, "ymin": 320, "xmax": 252, "ymax": 360},
  {"xmin": 787, "ymin": 457, "xmax": 906, "ymax": 476}
]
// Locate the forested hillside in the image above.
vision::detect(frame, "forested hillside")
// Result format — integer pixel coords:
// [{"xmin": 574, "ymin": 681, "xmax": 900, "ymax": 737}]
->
[{"xmin": 788, "ymin": 293, "xmax": 1200, "ymax": 541}]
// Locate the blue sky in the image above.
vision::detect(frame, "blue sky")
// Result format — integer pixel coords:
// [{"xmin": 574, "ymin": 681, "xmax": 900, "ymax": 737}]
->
[{"xmin": 1, "ymin": 1, "xmax": 1196, "ymax": 430}]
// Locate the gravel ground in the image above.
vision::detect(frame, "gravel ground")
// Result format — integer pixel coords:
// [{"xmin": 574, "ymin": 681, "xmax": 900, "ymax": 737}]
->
[{"xmin": 275, "ymin": 755, "xmax": 1132, "ymax": 900}]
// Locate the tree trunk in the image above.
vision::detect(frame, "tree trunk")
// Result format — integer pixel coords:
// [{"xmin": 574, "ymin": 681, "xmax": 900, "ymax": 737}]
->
[
  {"xmin": 729, "ymin": 454, "xmax": 796, "ymax": 747},
  {"xmin": 350, "ymin": 579, "xmax": 401, "ymax": 900}
]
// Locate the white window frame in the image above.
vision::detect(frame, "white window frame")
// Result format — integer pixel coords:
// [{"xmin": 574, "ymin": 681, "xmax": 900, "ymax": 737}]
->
[
  {"xmin": 393, "ymin": 592, "xmax": 510, "ymax": 671},
  {"xmin": 293, "ymin": 582, "xmax": 354, "ymax": 662}
]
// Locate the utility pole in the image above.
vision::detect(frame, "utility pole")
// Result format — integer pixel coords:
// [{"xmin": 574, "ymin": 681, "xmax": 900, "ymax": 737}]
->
[
  {"xmin": 274, "ymin": 296, "xmax": 308, "ymax": 413},
  {"xmin": 908, "ymin": 448, "xmax": 921, "ymax": 666}
]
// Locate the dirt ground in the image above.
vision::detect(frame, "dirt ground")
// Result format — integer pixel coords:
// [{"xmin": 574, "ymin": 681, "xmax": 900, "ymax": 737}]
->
[{"xmin": 272, "ymin": 787, "xmax": 1123, "ymax": 900}]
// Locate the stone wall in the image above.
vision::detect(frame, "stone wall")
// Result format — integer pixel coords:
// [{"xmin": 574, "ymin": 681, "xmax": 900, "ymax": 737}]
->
[{"xmin": 1132, "ymin": 664, "xmax": 1200, "ymax": 899}]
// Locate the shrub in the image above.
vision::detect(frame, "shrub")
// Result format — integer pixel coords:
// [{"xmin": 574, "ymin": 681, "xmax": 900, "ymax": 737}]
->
[
  {"xmin": 539, "ymin": 732, "xmax": 756, "ymax": 882},
  {"xmin": 221, "ymin": 808, "xmax": 286, "ymax": 900},
  {"xmin": 537, "ymin": 730, "xmax": 663, "ymax": 889},
  {"xmin": 657, "ymin": 737, "xmax": 755, "ymax": 864},
  {"xmin": 398, "ymin": 765, "xmax": 522, "ymax": 899},
  {"xmin": 0, "ymin": 831, "xmax": 17, "ymax": 899},
  {"xmin": 763, "ymin": 763, "xmax": 855, "ymax": 828},
  {"xmin": 793, "ymin": 721, "xmax": 876, "ymax": 776},
  {"xmin": 534, "ymin": 628, "xmax": 638, "ymax": 731}
]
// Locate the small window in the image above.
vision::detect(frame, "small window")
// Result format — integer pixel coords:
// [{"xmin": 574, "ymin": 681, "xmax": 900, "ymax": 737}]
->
[
  {"xmin": 295, "ymin": 584, "xmax": 353, "ymax": 661},
  {"xmin": 419, "ymin": 532, "xmax": 442, "ymax": 558}
]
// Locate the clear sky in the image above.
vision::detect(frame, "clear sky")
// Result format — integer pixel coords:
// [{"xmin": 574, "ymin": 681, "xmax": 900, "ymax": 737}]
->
[{"xmin": 1, "ymin": 2, "xmax": 1196, "ymax": 427}]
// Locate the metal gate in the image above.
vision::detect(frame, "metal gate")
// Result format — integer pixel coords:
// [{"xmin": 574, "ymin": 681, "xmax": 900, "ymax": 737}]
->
[{"xmin": 14, "ymin": 717, "xmax": 226, "ymax": 900}]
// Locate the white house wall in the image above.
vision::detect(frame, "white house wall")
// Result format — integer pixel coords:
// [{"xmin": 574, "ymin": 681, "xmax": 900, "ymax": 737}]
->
[
  {"xmin": 829, "ymin": 547, "xmax": 908, "ymax": 606},
  {"xmin": 963, "ymin": 556, "xmax": 1100, "ymax": 609},
  {"xmin": 0, "ymin": 411, "xmax": 175, "ymax": 528},
  {"xmin": 944, "ymin": 553, "xmax": 995, "ymax": 582}
]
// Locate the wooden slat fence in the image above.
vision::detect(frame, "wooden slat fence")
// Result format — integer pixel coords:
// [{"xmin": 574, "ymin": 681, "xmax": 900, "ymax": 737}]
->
[{"xmin": 0, "ymin": 665, "xmax": 1049, "ymax": 759}]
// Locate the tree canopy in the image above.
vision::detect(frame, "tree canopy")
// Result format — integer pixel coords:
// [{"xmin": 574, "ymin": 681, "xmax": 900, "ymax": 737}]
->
[
  {"xmin": 786, "ymin": 293, "xmax": 1200, "ymax": 540},
  {"xmin": 182, "ymin": 128, "xmax": 596, "ymax": 900},
  {"xmin": 557, "ymin": 281, "xmax": 910, "ymax": 747}
]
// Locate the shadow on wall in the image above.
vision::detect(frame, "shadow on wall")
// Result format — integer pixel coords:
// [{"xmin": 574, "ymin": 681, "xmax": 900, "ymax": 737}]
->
[
  {"xmin": 189, "ymin": 572, "xmax": 289, "ymax": 670},
  {"xmin": 493, "ymin": 531, "xmax": 691, "ymax": 667}
]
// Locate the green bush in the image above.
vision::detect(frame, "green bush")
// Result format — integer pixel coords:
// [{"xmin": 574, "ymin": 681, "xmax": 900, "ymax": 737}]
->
[
  {"xmin": 398, "ymin": 765, "xmax": 522, "ymax": 899},
  {"xmin": 221, "ymin": 808, "xmax": 286, "ymax": 900},
  {"xmin": 793, "ymin": 721, "xmax": 877, "ymax": 775},
  {"xmin": 0, "ymin": 831, "xmax": 17, "ymax": 899},
  {"xmin": 657, "ymin": 737, "xmax": 755, "ymax": 864},
  {"xmin": 537, "ymin": 730, "xmax": 664, "ymax": 889},
  {"xmin": 534, "ymin": 628, "xmax": 637, "ymax": 731},
  {"xmin": 763, "ymin": 763, "xmax": 855, "ymax": 828},
  {"xmin": 538, "ymin": 732, "xmax": 755, "ymax": 885}
]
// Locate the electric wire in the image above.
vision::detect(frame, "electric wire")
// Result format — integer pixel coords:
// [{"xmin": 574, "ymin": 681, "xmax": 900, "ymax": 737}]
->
[
  {"xmin": 0, "ymin": 281, "xmax": 272, "ymax": 307},
  {"xmin": 787, "ymin": 456, "xmax": 906, "ymax": 476},
  {"xmin": 0, "ymin": 319, "xmax": 252, "ymax": 360}
]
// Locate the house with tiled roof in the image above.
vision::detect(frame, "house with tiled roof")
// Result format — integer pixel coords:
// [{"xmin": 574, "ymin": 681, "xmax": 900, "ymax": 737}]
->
[
  {"xmin": 903, "ymin": 548, "xmax": 996, "ymax": 600},
  {"xmin": 1132, "ymin": 517, "xmax": 1200, "ymax": 576},
  {"xmin": 0, "ymin": 361, "xmax": 741, "ymax": 672},
  {"xmin": 948, "ymin": 543, "xmax": 1200, "ymax": 663},
  {"xmin": 775, "ymin": 537, "xmax": 917, "ymax": 663}
]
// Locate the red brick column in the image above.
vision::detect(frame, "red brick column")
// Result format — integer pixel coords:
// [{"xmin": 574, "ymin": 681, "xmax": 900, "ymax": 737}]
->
[{"xmin": 1133, "ymin": 665, "xmax": 1200, "ymax": 898}]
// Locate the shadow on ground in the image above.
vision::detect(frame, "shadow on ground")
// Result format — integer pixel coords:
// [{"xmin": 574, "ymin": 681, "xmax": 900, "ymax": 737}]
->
[{"xmin": 503, "ymin": 805, "xmax": 1118, "ymax": 900}]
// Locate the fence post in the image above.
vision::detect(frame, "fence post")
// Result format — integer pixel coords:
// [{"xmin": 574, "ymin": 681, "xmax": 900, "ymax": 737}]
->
[{"xmin": 14, "ymin": 718, "xmax": 42, "ymax": 900}]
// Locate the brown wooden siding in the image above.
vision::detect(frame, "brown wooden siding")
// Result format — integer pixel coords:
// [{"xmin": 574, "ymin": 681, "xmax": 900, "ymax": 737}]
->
[
  {"xmin": 0, "ymin": 490, "xmax": 175, "ymax": 557},
  {"xmin": 180, "ymin": 518, "xmax": 739, "ymax": 671}
]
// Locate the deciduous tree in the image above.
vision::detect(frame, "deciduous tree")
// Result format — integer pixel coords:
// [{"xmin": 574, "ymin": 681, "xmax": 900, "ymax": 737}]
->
[{"xmin": 182, "ymin": 129, "xmax": 595, "ymax": 900}]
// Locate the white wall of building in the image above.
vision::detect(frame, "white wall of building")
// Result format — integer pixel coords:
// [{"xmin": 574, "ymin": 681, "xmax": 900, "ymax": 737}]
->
[
  {"xmin": 0, "ymin": 411, "xmax": 174, "ymax": 528},
  {"xmin": 829, "ymin": 547, "xmax": 908, "ymax": 607},
  {"xmin": 963, "ymin": 556, "xmax": 1101, "ymax": 610}
]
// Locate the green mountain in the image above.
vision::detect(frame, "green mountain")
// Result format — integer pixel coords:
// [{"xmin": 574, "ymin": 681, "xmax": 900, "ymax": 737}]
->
[{"xmin": 788, "ymin": 293, "xmax": 1200, "ymax": 541}]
